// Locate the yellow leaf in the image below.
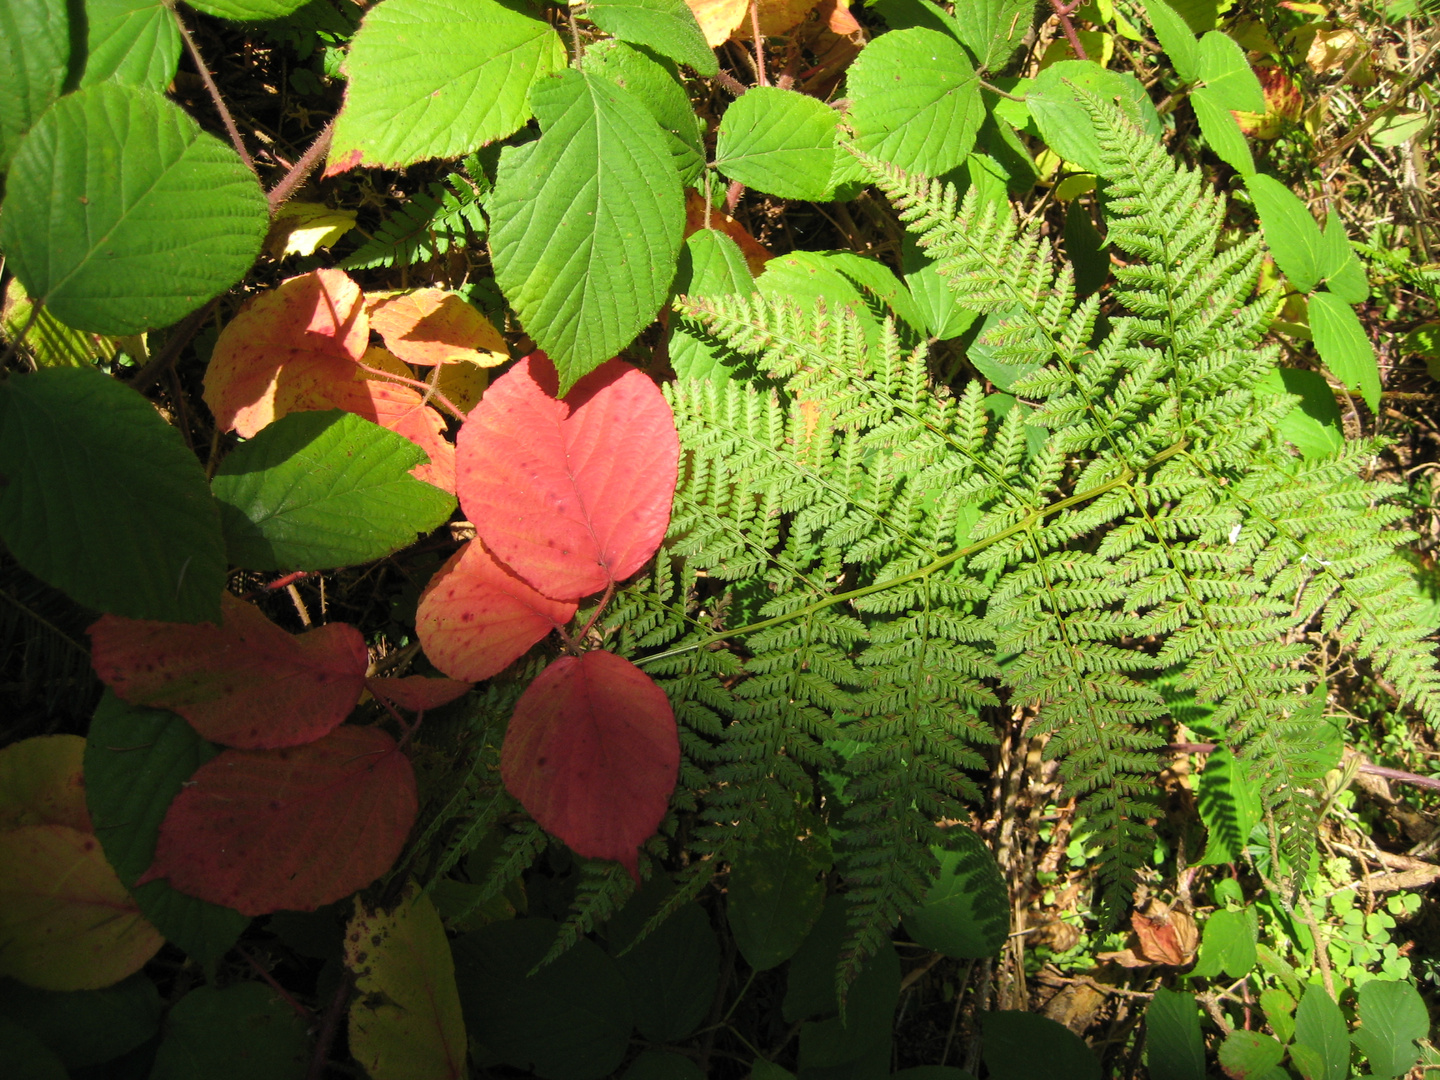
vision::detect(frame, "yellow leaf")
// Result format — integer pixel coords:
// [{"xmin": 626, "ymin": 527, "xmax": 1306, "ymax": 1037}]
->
[
  {"xmin": 1038, "ymin": 31, "xmax": 1114, "ymax": 71},
  {"xmin": 0, "ymin": 825, "xmax": 163, "ymax": 990},
  {"xmin": 347, "ymin": 883, "xmax": 467, "ymax": 1080},
  {"xmin": 2, "ymin": 279, "xmax": 125, "ymax": 369},
  {"xmin": 365, "ymin": 289, "xmax": 509, "ymax": 368},
  {"xmin": 0, "ymin": 735, "xmax": 91, "ymax": 832},
  {"xmin": 267, "ymin": 202, "xmax": 358, "ymax": 258}
]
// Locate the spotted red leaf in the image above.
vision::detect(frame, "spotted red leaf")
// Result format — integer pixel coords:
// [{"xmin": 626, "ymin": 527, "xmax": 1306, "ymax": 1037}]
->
[
  {"xmin": 89, "ymin": 593, "xmax": 368, "ymax": 749},
  {"xmin": 365, "ymin": 675, "xmax": 472, "ymax": 713},
  {"xmin": 455, "ymin": 354, "xmax": 679, "ymax": 600},
  {"xmin": 414, "ymin": 540, "xmax": 577, "ymax": 681},
  {"xmin": 500, "ymin": 651, "xmax": 678, "ymax": 880},
  {"xmin": 137, "ymin": 726, "xmax": 417, "ymax": 916}
]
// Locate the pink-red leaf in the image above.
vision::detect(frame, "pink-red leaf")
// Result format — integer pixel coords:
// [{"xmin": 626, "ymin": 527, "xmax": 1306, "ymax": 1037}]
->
[
  {"xmin": 414, "ymin": 540, "xmax": 577, "ymax": 682},
  {"xmin": 365, "ymin": 675, "xmax": 472, "ymax": 713},
  {"xmin": 89, "ymin": 593, "xmax": 368, "ymax": 750},
  {"xmin": 138, "ymin": 725, "xmax": 418, "ymax": 916},
  {"xmin": 455, "ymin": 354, "xmax": 679, "ymax": 600},
  {"xmin": 500, "ymin": 651, "xmax": 678, "ymax": 880}
]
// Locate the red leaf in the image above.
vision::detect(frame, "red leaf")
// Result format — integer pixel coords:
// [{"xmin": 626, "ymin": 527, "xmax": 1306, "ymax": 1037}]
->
[
  {"xmin": 414, "ymin": 540, "xmax": 577, "ymax": 681},
  {"xmin": 361, "ymin": 379, "xmax": 457, "ymax": 494},
  {"xmin": 500, "ymin": 651, "xmax": 678, "ymax": 880},
  {"xmin": 203, "ymin": 269, "xmax": 368, "ymax": 437},
  {"xmin": 365, "ymin": 675, "xmax": 472, "ymax": 713},
  {"xmin": 137, "ymin": 726, "xmax": 418, "ymax": 916},
  {"xmin": 455, "ymin": 354, "xmax": 679, "ymax": 600},
  {"xmin": 89, "ymin": 593, "xmax": 368, "ymax": 749}
]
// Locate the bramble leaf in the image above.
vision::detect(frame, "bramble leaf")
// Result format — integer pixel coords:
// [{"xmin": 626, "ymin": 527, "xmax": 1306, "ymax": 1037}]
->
[
  {"xmin": 147, "ymin": 982, "xmax": 308, "ymax": 1080},
  {"xmin": 81, "ymin": 0, "xmax": 181, "ymax": 91},
  {"xmin": 139, "ymin": 725, "xmax": 418, "ymax": 916},
  {"xmin": 0, "ymin": 735, "xmax": 91, "ymax": 833},
  {"xmin": 1026, "ymin": 60, "xmax": 1162, "ymax": 174},
  {"xmin": 89, "ymin": 592, "xmax": 369, "ymax": 750},
  {"xmin": 715, "ymin": 86, "xmax": 839, "ymax": 201},
  {"xmin": 365, "ymin": 675, "xmax": 473, "ymax": 713},
  {"xmin": 415, "ymin": 539, "xmax": 578, "ymax": 682},
  {"xmin": 456, "ymin": 354, "xmax": 679, "ymax": 600},
  {"xmin": 587, "ymin": 0, "xmax": 718, "ymax": 76},
  {"xmin": 501, "ymin": 650, "xmax": 679, "ymax": 879},
  {"xmin": 0, "ymin": 0, "xmax": 71, "ymax": 171}
]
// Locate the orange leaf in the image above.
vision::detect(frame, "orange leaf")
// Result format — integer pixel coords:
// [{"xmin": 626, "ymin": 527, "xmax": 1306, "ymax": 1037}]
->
[
  {"xmin": 415, "ymin": 540, "xmax": 578, "ymax": 682},
  {"xmin": 89, "ymin": 593, "xmax": 369, "ymax": 750},
  {"xmin": 734, "ymin": 0, "xmax": 823, "ymax": 38},
  {"xmin": 455, "ymin": 354, "xmax": 679, "ymax": 601},
  {"xmin": 363, "ymin": 379, "xmax": 457, "ymax": 494},
  {"xmin": 501, "ymin": 651, "xmax": 678, "ymax": 881},
  {"xmin": 686, "ymin": 0, "xmax": 749, "ymax": 45},
  {"xmin": 203, "ymin": 268, "xmax": 368, "ymax": 437},
  {"xmin": 0, "ymin": 824, "xmax": 163, "ymax": 990},
  {"xmin": 365, "ymin": 675, "xmax": 473, "ymax": 713},
  {"xmin": 0, "ymin": 735, "xmax": 91, "ymax": 833},
  {"xmin": 683, "ymin": 190, "xmax": 771, "ymax": 277},
  {"xmin": 367, "ymin": 289, "xmax": 509, "ymax": 368},
  {"xmin": 139, "ymin": 726, "xmax": 418, "ymax": 916}
]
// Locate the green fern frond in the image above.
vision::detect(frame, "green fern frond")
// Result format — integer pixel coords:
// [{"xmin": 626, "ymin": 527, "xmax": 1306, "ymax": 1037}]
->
[{"xmin": 340, "ymin": 169, "xmax": 486, "ymax": 271}]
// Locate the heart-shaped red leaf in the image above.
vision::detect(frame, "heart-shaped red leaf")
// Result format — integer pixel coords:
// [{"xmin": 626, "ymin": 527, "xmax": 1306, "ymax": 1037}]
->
[
  {"xmin": 455, "ymin": 354, "xmax": 679, "ymax": 600},
  {"xmin": 500, "ymin": 651, "xmax": 678, "ymax": 880},
  {"xmin": 365, "ymin": 675, "xmax": 472, "ymax": 713},
  {"xmin": 414, "ymin": 540, "xmax": 577, "ymax": 681},
  {"xmin": 89, "ymin": 593, "xmax": 368, "ymax": 749},
  {"xmin": 137, "ymin": 725, "xmax": 417, "ymax": 916}
]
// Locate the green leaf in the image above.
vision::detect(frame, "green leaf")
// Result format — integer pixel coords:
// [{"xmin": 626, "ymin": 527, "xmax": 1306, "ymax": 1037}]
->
[
  {"xmin": 1309, "ymin": 289, "xmax": 1381, "ymax": 412},
  {"xmin": 1192, "ymin": 906, "xmax": 1257, "ymax": 979},
  {"xmin": 727, "ymin": 813, "xmax": 830, "ymax": 972},
  {"xmin": 1218, "ymin": 1030, "xmax": 1286, "ymax": 1079},
  {"xmin": 0, "ymin": 368, "xmax": 226, "ymax": 623},
  {"xmin": 820, "ymin": 250, "xmax": 929, "ymax": 337},
  {"xmin": 623, "ymin": 1050, "xmax": 705, "ymax": 1080},
  {"xmin": 184, "ymin": 0, "xmax": 311, "ymax": 20},
  {"xmin": 1246, "ymin": 172, "xmax": 1325, "ymax": 294},
  {"xmin": 1, "ymin": 278, "xmax": 125, "ymax": 368},
  {"xmin": 951, "ymin": 0, "xmax": 1033, "ymax": 71},
  {"xmin": 581, "ymin": 39, "xmax": 705, "ymax": 187},
  {"xmin": 0, "ymin": 1015, "xmax": 67, "ymax": 1080},
  {"xmin": 81, "ymin": 0, "xmax": 182, "ymax": 91},
  {"xmin": 902, "ymin": 835, "xmax": 1008, "ymax": 959},
  {"xmin": 489, "ymin": 68, "xmax": 684, "ymax": 393},
  {"xmin": 1164, "ymin": 0, "xmax": 1216, "ymax": 33},
  {"xmin": 1195, "ymin": 747, "xmax": 1261, "ymax": 864},
  {"xmin": 715, "ymin": 86, "xmax": 839, "ymax": 202},
  {"xmin": 0, "ymin": 83, "xmax": 267, "ymax": 335},
  {"xmin": 1256, "ymin": 367, "xmax": 1344, "ymax": 461},
  {"xmin": 981, "ymin": 1011, "xmax": 1101, "ymax": 1080},
  {"xmin": 611, "ymin": 902, "xmax": 719, "ymax": 1042},
  {"xmin": 1321, "ymin": 213, "xmax": 1368, "ymax": 304},
  {"xmin": 1144, "ymin": 988, "xmax": 1205, "ymax": 1080},
  {"xmin": 1196, "ymin": 31, "xmax": 1264, "ymax": 112},
  {"xmin": 1143, "ymin": 0, "xmax": 1199, "ymax": 83},
  {"xmin": 754, "ymin": 251, "xmax": 889, "ymax": 353},
  {"xmin": 0, "ymin": 0, "xmax": 71, "ymax": 172},
  {"xmin": 1260, "ymin": 985, "xmax": 1296, "ymax": 1045},
  {"xmin": 211, "ymin": 411, "xmax": 456, "ymax": 572},
  {"xmin": 0, "ymin": 972, "xmax": 162, "ymax": 1069},
  {"xmin": 1026, "ymin": 60, "xmax": 1163, "ymax": 173},
  {"xmin": 84, "ymin": 692, "xmax": 250, "ymax": 966},
  {"xmin": 328, "ymin": 0, "xmax": 565, "ymax": 172},
  {"xmin": 453, "ymin": 918, "xmax": 633, "ymax": 1080},
  {"xmin": 902, "ymin": 233, "xmax": 980, "ymax": 341},
  {"xmin": 669, "ymin": 227, "xmax": 756, "ymax": 382},
  {"xmin": 1192, "ymin": 87, "xmax": 1254, "ymax": 175},
  {"xmin": 1352, "ymin": 979, "xmax": 1427, "ymax": 1079},
  {"xmin": 967, "ymin": 309, "xmax": 1044, "ymax": 391},
  {"xmin": 1064, "ymin": 198, "xmax": 1110, "ymax": 295},
  {"xmin": 845, "ymin": 27, "xmax": 983, "ymax": 178},
  {"xmin": 149, "ymin": 983, "xmax": 308, "ymax": 1080},
  {"xmin": 586, "ymin": 0, "xmax": 717, "ymax": 76},
  {"xmin": 1293, "ymin": 984, "xmax": 1349, "ymax": 1080}
]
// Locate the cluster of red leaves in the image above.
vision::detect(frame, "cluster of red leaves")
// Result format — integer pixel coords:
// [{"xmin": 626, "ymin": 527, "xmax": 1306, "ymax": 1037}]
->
[
  {"xmin": 201, "ymin": 268, "xmax": 508, "ymax": 493},
  {"xmin": 416, "ymin": 354, "xmax": 682, "ymax": 880},
  {"xmin": 89, "ymin": 594, "xmax": 470, "ymax": 916}
]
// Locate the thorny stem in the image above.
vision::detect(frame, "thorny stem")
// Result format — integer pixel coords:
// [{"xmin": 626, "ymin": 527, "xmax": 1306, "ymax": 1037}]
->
[
  {"xmin": 267, "ymin": 120, "xmax": 335, "ymax": 213},
  {"xmin": 634, "ymin": 440, "xmax": 1189, "ymax": 667},
  {"xmin": 305, "ymin": 969, "xmax": 355, "ymax": 1080},
  {"xmin": 1049, "ymin": 0, "xmax": 1089, "ymax": 62},
  {"xmin": 174, "ymin": 9, "xmax": 255, "ymax": 172},
  {"xmin": 572, "ymin": 580, "xmax": 617, "ymax": 650},
  {"xmin": 749, "ymin": 0, "xmax": 768, "ymax": 86}
]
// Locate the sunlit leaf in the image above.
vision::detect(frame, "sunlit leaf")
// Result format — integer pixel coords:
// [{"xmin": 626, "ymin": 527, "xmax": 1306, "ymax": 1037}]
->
[
  {"xmin": 89, "ymin": 592, "xmax": 369, "ymax": 750},
  {"xmin": 81, "ymin": 0, "xmax": 182, "ymax": 92},
  {"xmin": 140, "ymin": 725, "xmax": 418, "ymax": 916},
  {"xmin": 367, "ymin": 289, "xmax": 509, "ymax": 368},
  {"xmin": 582, "ymin": 40, "xmax": 706, "ymax": 187},
  {"xmin": 0, "ymin": 0, "xmax": 72, "ymax": 171},
  {"xmin": 1352, "ymin": 979, "xmax": 1428, "ymax": 1079},
  {"xmin": 0, "ymin": 735, "xmax": 91, "ymax": 832},
  {"xmin": 1310, "ymin": 289, "xmax": 1381, "ymax": 412},
  {"xmin": 346, "ymin": 883, "xmax": 467, "ymax": 1080},
  {"xmin": 415, "ymin": 539, "xmax": 578, "ymax": 681},
  {"xmin": 456, "ymin": 353, "xmax": 679, "ymax": 600},
  {"xmin": 715, "ymin": 86, "xmax": 839, "ymax": 201},
  {"xmin": 266, "ymin": 202, "xmax": 358, "ymax": 259},
  {"xmin": 1246, "ymin": 172, "xmax": 1325, "ymax": 293},
  {"xmin": 587, "ymin": 0, "xmax": 718, "ymax": 76},
  {"xmin": 0, "ymin": 825, "xmax": 163, "ymax": 990},
  {"xmin": 501, "ymin": 651, "xmax": 679, "ymax": 879},
  {"xmin": 1026, "ymin": 59, "xmax": 1163, "ymax": 174}
]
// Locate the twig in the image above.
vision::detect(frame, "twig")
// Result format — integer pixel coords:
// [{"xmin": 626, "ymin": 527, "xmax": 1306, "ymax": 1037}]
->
[
  {"xmin": 979, "ymin": 78, "xmax": 1027, "ymax": 102},
  {"xmin": 305, "ymin": 968, "xmax": 355, "ymax": 1080},
  {"xmin": 268, "ymin": 120, "xmax": 335, "ymax": 213},
  {"xmin": 238, "ymin": 946, "xmax": 316, "ymax": 1022},
  {"xmin": 174, "ymin": 9, "xmax": 254, "ymax": 173},
  {"xmin": 1161, "ymin": 742, "xmax": 1440, "ymax": 793},
  {"xmin": 749, "ymin": 0, "xmax": 768, "ymax": 86}
]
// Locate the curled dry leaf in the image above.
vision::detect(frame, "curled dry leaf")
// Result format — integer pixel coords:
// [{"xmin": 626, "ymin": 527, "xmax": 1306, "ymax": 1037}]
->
[
  {"xmin": 456, "ymin": 353, "xmax": 679, "ymax": 601},
  {"xmin": 416, "ymin": 539, "xmax": 578, "ymax": 682},
  {"xmin": 1097, "ymin": 900, "xmax": 1198, "ymax": 968},
  {"xmin": 139, "ymin": 725, "xmax": 418, "ymax": 916},
  {"xmin": 501, "ymin": 650, "xmax": 679, "ymax": 881},
  {"xmin": 89, "ymin": 592, "xmax": 369, "ymax": 750},
  {"xmin": 366, "ymin": 289, "xmax": 509, "ymax": 368}
]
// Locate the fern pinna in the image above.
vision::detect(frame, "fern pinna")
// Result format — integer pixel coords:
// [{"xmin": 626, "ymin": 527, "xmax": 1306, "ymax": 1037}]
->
[{"xmin": 612, "ymin": 93, "xmax": 1440, "ymax": 975}]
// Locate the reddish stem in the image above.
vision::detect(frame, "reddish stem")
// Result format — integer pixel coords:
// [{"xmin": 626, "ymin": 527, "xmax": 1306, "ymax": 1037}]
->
[
  {"xmin": 749, "ymin": 0, "xmax": 768, "ymax": 86},
  {"xmin": 1049, "ymin": 0, "xmax": 1089, "ymax": 61},
  {"xmin": 173, "ymin": 10, "xmax": 254, "ymax": 173},
  {"xmin": 305, "ymin": 969, "xmax": 355, "ymax": 1080},
  {"xmin": 268, "ymin": 120, "xmax": 335, "ymax": 213},
  {"xmin": 238, "ymin": 946, "xmax": 316, "ymax": 1022}
]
